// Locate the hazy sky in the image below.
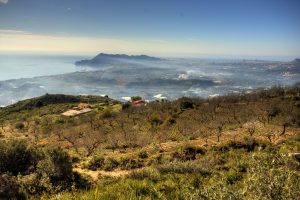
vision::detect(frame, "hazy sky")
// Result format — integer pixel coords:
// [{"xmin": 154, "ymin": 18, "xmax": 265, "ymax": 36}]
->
[{"xmin": 0, "ymin": 0, "xmax": 299, "ymax": 58}]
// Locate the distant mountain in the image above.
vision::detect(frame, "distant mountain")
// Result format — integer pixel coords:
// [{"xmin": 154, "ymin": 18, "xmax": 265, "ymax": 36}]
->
[
  {"xmin": 75, "ymin": 53, "xmax": 163, "ymax": 67},
  {"xmin": 293, "ymin": 58, "xmax": 300, "ymax": 64}
]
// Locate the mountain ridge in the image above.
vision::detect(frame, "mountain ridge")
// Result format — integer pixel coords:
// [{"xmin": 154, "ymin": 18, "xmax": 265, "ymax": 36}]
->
[{"xmin": 75, "ymin": 53, "xmax": 163, "ymax": 67}]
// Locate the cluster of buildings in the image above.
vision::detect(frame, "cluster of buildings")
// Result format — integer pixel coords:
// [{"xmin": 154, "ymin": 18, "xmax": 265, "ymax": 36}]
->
[
  {"xmin": 61, "ymin": 94, "xmax": 168, "ymax": 117},
  {"xmin": 122, "ymin": 94, "xmax": 167, "ymax": 107}
]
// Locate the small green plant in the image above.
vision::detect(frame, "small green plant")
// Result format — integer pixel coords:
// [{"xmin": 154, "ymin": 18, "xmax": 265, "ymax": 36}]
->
[
  {"xmin": 178, "ymin": 97, "xmax": 194, "ymax": 110},
  {"xmin": 15, "ymin": 122, "xmax": 25, "ymax": 130},
  {"xmin": 127, "ymin": 167, "xmax": 160, "ymax": 182},
  {"xmin": 224, "ymin": 169, "xmax": 240, "ymax": 184},
  {"xmin": 119, "ymin": 157, "xmax": 143, "ymax": 170},
  {"xmin": 138, "ymin": 151, "xmax": 149, "ymax": 159},
  {"xmin": 85, "ymin": 155, "xmax": 105, "ymax": 170},
  {"xmin": 103, "ymin": 157, "xmax": 119, "ymax": 171}
]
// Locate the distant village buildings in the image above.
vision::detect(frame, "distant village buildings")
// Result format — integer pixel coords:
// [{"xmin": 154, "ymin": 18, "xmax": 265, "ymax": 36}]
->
[
  {"xmin": 121, "ymin": 94, "xmax": 167, "ymax": 107},
  {"xmin": 61, "ymin": 94, "xmax": 169, "ymax": 116}
]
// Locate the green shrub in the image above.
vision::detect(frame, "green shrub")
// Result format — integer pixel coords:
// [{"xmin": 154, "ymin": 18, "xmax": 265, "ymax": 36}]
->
[
  {"xmin": 0, "ymin": 140, "xmax": 38, "ymax": 175},
  {"xmin": 178, "ymin": 97, "xmax": 194, "ymax": 110},
  {"xmin": 122, "ymin": 103, "xmax": 131, "ymax": 110},
  {"xmin": 85, "ymin": 155, "xmax": 105, "ymax": 170},
  {"xmin": 215, "ymin": 137, "xmax": 266, "ymax": 153},
  {"xmin": 18, "ymin": 147, "xmax": 78, "ymax": 195},
  {"xmin": 103, "ymin": 157, "xmax": 119, "ymax": 171},
  {"xmin": 149, "ymin": 114, "xmax": 163, "ymax": 127},
  {"xmin": 0, "ymin": 141, "xmax": 89, "ymax": 196},
  {"xmin": 166, "ymin": 117, "xmax": 176, "ymax": 125},
  {"xmin": 101, "ymin": 109, "xmax": 113, "ymax": 119},
  {"xmin": 190, "ymin": 177, "xmax": 242, "ymax": 200},
  {"xmin": 131, "ymin": 96, "xmax": 142, "ymax": 101},
  {"xmin": 15, "ymin": 122, "xmax": 25, "ymax": 130},
  {"xmin": 119, "ymin": 157, "xmax": 144, "ymax": 170},
  {"xmin": 34, "ymin": 100, "xmax": 44, "ymax": 108},
  {"xmin": 125, "ymin": 179, "xmax": 158, "ymax": 198},
  {"xmin": 0, "ymin": 174, "xmax": 22, "ymax": 199},
  {"xmin": 244, "ymin": 152, "xmax": 300, "ymax": 199},
  {"xmin": 127, "ymin": 167, "xmax": 161, "ymax": 182},
  {"xmin": 183, "ymin": 146, "xmax": 206, "ymax": 160},
  {"xmin": 18, "ymin": 173, "xmax": 54, "ymax": 195},
  {"xmin": 36, "ymin": 147, "xmax": 73, "ymax": 185},
  {"xmin": 22, "ymin": 147, "xmax": 74, "ymax": 194},
  {"xmin": 73, "ymin": 171, "xmax": 92, "ymax": 189},
  {"xmin": 224, "ymin": 169, "xmax": 240, "ymax": 184},
  {"xmin": 157, "ymin": 161, "xmax": 210, "ymax": 175},
  {"xmin": 171, "ymin": 146, "xmax": 206, "ymax": 161},
  {"xmin": 138, "ymin": 151, "xmax": 149, "ymax": 159}
]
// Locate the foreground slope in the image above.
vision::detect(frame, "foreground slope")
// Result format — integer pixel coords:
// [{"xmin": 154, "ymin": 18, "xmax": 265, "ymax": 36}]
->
[{"xmin": 0, "ymin": 85, "xmax": 299, "ymax": 199}]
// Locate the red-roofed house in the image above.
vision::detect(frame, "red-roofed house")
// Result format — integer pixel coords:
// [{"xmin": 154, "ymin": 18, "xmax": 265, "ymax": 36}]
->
[{"xmin": 130, "ymin": 100, "xmax": 146, "ymax": 107}]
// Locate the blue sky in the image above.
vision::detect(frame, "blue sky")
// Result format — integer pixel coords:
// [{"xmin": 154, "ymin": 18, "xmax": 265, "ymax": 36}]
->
[{"xmin": 0, "ymin": 0, "xmax": 299, "ymax": 58}]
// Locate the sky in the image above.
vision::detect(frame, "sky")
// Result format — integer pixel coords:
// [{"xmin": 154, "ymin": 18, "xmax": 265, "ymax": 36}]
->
[{"xmin": 0, "ymin": 0, "xmax": 300, "ymax": 58}]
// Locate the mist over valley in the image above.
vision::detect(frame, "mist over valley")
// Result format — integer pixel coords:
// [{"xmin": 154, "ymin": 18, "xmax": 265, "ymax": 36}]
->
[{"xmin": 0, "ymin": 53, "xmax": 299, "ymax": 106}]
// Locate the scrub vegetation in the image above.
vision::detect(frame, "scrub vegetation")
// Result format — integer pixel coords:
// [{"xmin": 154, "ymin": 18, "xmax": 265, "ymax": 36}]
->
[{"xmin": 0, "ymin": 84, "xmax": 299, "ymax": 199}]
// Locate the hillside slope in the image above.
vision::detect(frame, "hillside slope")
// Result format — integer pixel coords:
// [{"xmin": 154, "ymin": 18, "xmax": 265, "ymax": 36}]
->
[{"xmin": 0, "ymin": 85, "xmax": 299, "ymax": 199}]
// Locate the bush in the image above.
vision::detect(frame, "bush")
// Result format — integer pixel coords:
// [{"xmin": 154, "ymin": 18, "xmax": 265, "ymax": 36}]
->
[
  {"xmin": 149, "ymin": 114, "xmax": 163, "ymax": 127},
  {"xmin": 0, "ymin": 140, "xmax": 88, "ymax": 195},
  {"xmin": 171, "ymin": 146, "xmax": 206, "ymax": 161},
  {"xmin": 0, "ymin": 140, "xmax": 38, "ymax": 175},
  {"xmin": 224, "ymin": 169, "xmax": 241, "ymax": 184},
  {"xmin": 127, "ymin": 167, "xmax": 161, "ymax": 182},
  {"xmin": 119, "ymin": 158, "xmax": 144, "ymax": 170},
  {"xmin": 244, "ymin": 152, "xmax": 300, "ymax": 199},
  {"xmin": 103, "ymin": 157, "xmax": 119, "ymax": 171},
  {"xmin": 85, "ymin": 155, "xmax": 105, "ymax": 170},
  {"xmin": 167, "ymin": 117, "xmax": 176, "ymax": 125},
  {"xmin": 138, "ymin": 151, "xmax": 149, "ymax": 159},
  {"xmin": 122, "ymin": 103, "xmax": 131, "ymax": 110},
  {"xmin": 34, "ymin": 100, "xmax": 44, "ymax": 108},
  {"xmin": 178, "ymin": 97, "xmax": 194, "ymax": 110},
  {"xmin": 36, "ymin": 147, "xmax": 73, "ymax": 185},
  {"xmin": 215, "ymin": 137, "xmax": 266, "ymax": 153},
  {"xmin": 15, "ymin": 122, "xmax": 25, "ymax": 130},
  {"xmin": 0, "ymin": 174, "xmax": 22, "ymax": 199},
  {"xmin": 131, "ymin": 96, "xmax": 142, "ymax": 101},
  {"xmin": 18, "ymin": 173, "xmax": 53, "ymax": 195},
  {"xmin": 18, "ymin": 147, "xmax": 76, "ymax": 195},
  {"xmin": 101, "ymin": 109, "xmax": 113, "ymax": 119},
  {"xmin": 73, "ymin": 171, "xmax": 92, "ymax": 189},
  {"xmin": 157, "ymin": 161, "xmax": 210, "ymax": 175},
  {"xmin": 18, "ymin": 147, "xmax": 90, "ymax": 196},
  {"xmin": 183, "ymin": 146, "xmax": 206, "ymax": 160}
]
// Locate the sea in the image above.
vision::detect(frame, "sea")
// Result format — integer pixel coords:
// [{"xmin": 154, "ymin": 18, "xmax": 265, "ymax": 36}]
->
[{"xmin": 0, "ymin": 54, "xmax": 86, "ymax": 81}]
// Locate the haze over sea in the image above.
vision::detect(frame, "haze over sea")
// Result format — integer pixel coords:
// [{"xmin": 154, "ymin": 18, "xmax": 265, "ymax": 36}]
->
[
  {"xmin": 0, "ymin": 54, "xmax": 87, "ymax": 81},
  {"xmin": 0, "ymin": 52, "xmax": 299, "ymax": 106},
  {"xmin": 0, "ymin": 53, "xmax": 295, "ymax": 81}
]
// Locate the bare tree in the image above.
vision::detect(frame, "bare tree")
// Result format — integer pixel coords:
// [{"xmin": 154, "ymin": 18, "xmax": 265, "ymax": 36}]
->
[
  {"xmin": 265, "ymin": 130, "xmax": 275, "ymax": 143},
  {"xmin": 216, "ymin": 122, "xmax": 225, "ymax": 143},
  {"xmin": 245, "ymin": 122, "xmax": 255, "ymax": 136}
]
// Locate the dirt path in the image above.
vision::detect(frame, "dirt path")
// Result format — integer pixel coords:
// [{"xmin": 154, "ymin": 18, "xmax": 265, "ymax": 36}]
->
[{"xmin": 73, "ymin": 167, "xmax": 131, "ymax": 182}]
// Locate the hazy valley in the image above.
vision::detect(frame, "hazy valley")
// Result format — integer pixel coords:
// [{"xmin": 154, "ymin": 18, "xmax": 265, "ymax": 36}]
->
[{"xmin": 1, "ymin": 54, "xmax": 299, "ymax": 106}]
